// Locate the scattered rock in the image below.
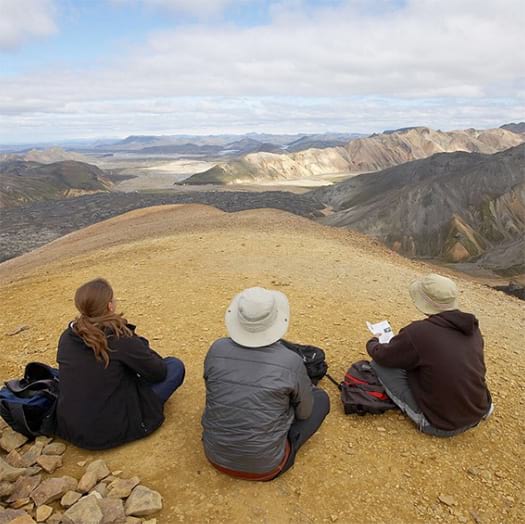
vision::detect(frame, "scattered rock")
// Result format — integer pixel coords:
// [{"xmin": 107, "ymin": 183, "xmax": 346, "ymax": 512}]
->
[
  {"xmin": 143, "ymin": 519, "xmax": 157, "ymax": 524},
  {"xmin": 376, "ymin": 427, "xmax": 386, "ymax": 432},
  {"xmin": 99, "ymin": 497, "xmax": 126, "ymax": 523},
  {"xmin": 42, "ymin": 443, "xmax": 66, "ymax": 456},
  {"xmin": 6, "ymin": 325, "xmax": 30, "ymax": 336},
  {"xmin": 438, "ymin": 494, "xmax": 456, "ymax": 507},
  {"xmin": 62, "ymin": 494, "xmax": 104, "ymax": 524},
  {"xmin": 78, "ymin": 471, "xmax": 98, "ymax": 493},
  {"xmin": 467, "ymin": 467, "xmax": 480, "ymax": 476},
  {"xmin": 46, "ymin": 511, "xmax": 64, "ymax": 524},
  {"xmin": 76, "ymin": 461, "xmax": 87, "ymax": 468},
  {"xmin": 10, "ymin": 497, "xmax": 31, "ymax": 509},
  {"xmin": 107, "ymin": 477, "xmax": 140, "ymax": 499},
  {"xmin": 9, "ymin": 514, "xmax": 37, "ymax": 524},
  {"xmin": 60, "ymin": 491, "xmax": 82, "ymax": 508},
  {"xmin": 124, "ymin": 518, "xmax": 141, "ymax": 524},
  {"xmin": 0, "ymin": 429, "xmax": 28, "ymax": 453},
  {"xmin": 7, "ymin": 474, "xmax": 42, "ymax": 503},
  {"xmin": 470, "ymin": 510, "xmax": 483, "ymax": 524},
  {"xmin": 36, "ymin": 455, "xmax": 62, "ymax": 474},
  {"xmin": 31, "ymin": 476, "xmax": 77, "ymax": 506},
  {"xmin": 0, "ymin": 480, "xmax": 15, "ymax": 497},
  {"xmin": 20, "ymin": 443, "xmax": 45, "ymax": 467},
  {"xmin": 6, "ymin": 450, "xmax": 25, "ymax": 468},
  {"xmin": 0, "ymin": 457, "xmax": 27, "ymax": 482},
  {"xmin": 92, "ymin": 482, "xmax": 108, "ymax": 498},
  {"xmin": 125, "ymin": 486, "xmax": 162, "ymax": 517},
  {"xmin": 36, "ymin": 504, "xmax": 53, "ymax": 522},
  {"xmin": 86, "ymin": 460, "xmax": 110, "ymax": 482},
  {"xmin": 0, "ymin": 508, "xmax": 28, "ymax": 524},
  {"xmin": 34, "ymin": 437, "xmax": 53, "ymax": 447}
]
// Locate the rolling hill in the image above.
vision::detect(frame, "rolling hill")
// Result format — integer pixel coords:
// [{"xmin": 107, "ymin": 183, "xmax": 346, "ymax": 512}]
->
[
  {"xmin": 312, "ymin": 144, "xmax": 525, "ymax": 275},
  {"xmin": 183, "ymin": 127, "xmax": 525, "ymax": 185},
  {"xmin": 0, "ymin": 160, "xmax": 111, "ymax": 208},
  {"xmin": 0, "ymin": 204, "xmax": 522, "ymax": 523}
]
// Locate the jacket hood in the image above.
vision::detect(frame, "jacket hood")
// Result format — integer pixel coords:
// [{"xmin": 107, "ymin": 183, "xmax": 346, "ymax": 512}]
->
[{"xmin": 427, "ymin": 310, "xmax": 479, "ymax": 335}]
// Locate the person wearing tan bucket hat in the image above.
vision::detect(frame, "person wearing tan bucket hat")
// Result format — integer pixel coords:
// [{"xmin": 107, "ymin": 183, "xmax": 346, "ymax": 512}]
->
[
  {"xmin": 366, "ymin": 273, "xmax": 493, "ymax": 437},
  {"xmin": 201, "ymin": 287, "xmax": 330, "ymax": 480}
]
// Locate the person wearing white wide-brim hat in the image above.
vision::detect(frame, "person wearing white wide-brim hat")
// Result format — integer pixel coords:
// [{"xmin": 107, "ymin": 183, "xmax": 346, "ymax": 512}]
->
[
  {"xmin": 202, "ymin": 287, "xmax": 330, "ymax": 480},
  {"xmin": 366, "ymin": 273, "xmax": 493, "ymax": 437}
]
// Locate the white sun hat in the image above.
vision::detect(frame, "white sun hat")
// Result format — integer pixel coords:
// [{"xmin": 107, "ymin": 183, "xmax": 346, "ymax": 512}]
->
[
  {"xmin": 225, "ymin": 287, "xmax": 290, "ymax": 348},
  {"xmin": 409, "ymin": 273, "xmax": 459, "ymax": 316}
]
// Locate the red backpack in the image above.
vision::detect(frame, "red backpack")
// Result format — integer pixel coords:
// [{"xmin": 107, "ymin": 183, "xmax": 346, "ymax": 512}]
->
[{"xmin": 327, "ymin": 360, "xmax": 397, "ymax": 415}]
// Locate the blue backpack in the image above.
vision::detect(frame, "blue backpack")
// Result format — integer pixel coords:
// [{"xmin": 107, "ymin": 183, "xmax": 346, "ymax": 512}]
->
[{"xmin": 0, "ymin": 362, "xmax": 59, "ymax": 438}]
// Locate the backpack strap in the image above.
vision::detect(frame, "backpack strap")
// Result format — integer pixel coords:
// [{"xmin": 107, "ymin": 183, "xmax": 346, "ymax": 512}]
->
[{"xmin": 0, "ymin": 400, "xmax": 34, "ymax": 438}]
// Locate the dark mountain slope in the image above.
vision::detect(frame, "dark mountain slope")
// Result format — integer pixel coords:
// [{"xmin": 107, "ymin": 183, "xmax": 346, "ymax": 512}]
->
[{"xmin": 312, "ymin": 144, "xmax": 525, "ymax": 274}]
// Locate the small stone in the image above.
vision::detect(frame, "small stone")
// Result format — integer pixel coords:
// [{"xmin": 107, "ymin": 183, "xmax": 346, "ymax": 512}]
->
[
  {"xmin": 111, "ymin": 471, "xmax": 123, "ymax": 477},
  {"xmin": 6, "ymin": 325, "xmax": 30, "ymax": 336},
  {"xmin": 143, "ymin": 519, "xmax": 157, "ymax": 524},
  {"xmin": 467, "ymin": 467, "xmax": 480, "ymax": 476},
  {"xmin": 107, "ymin": 477, "xmax": 140, "ymax": 499},
  {"xmin": 0, "ymin": 480, "xmax": 15, "ymax": 497},
  {"xmin": 34, "ymin": 437, "xmax": 53, "ymax": 446},
  {"xmin": 20, "ymin": 443, "xmax": 45, "ymax": 467},
  {"xmin": 86, "ymin": 460, "xmax": 110, "ymax": 482},
  {"xmin": 91, "ymin": 482, "xmax": 108, "ymax": 498},
  {"xmin": 36, "ymin": 504, "xmax": 53, "ymax": 522},
  {"xmin": 470, "ymin": 510, "xmax": 483, "ymax": 524},
  {"xmin": 6, "ymin": 450, "xmax": 25, "ymax": 468},
  {"xmin": 125, "ymin": 518, "xmax": 141, "ymax": 524},
  {"xmin": 78, "ymin": 471, "xmax": 98, "ymax": 493},
  {"xmin": 31, "ymin": 476, "xmax": 77, "ymax": 506},
  {"xmin": 0, "ymin": 457, "xmax": 27, "ymax": 482},
  {"xmin": 125, "ymin": 486, "xmax": 162, "ymax": 517},
  {"xmin": 0, "ymin": 429, "xmax": 28, "ymax": 453},
  {"xmin": 46, "ymin": 512, "xmax": 64, "ymax": 524},
  {"xmin": 7, "ymin": 474, "xmax": 41, "ymax": 503},
  {"xmin": 62, "ymin": 494, "xmax": 104, "ymax": 524},
  {"xmin": 99, "ymin": 497, "xmax": 126, "ymax": 523},
  {"xmin": 0, "ymin": 509, "xmax": 27, "ymax": 522},
  {"xmin": 24, "ymin": 466, "xmax": 42, "ymax": 476},
  {"xmin": 458, "ymin": 517, "xmax": 468, "ymax": 523},
  {"xmin": 42, "ymin": 443, "xmax": 66, "ymax": 456},
  {"xmin": 10, "ymin": 497, "xmax": 31, "ymax": 509},
  {"xmin": 9, "ymin": 514, "xmax": 37, "ymax": 524},
  {"xmin": 60, "ymin": 491, "xmax": 82, "ymax": 508},
  {"xmin": 438, "ymin": 494, "xmax": 456, "ymax": 507},
  {"xmin": 76, "ymin": 461, "xmax": 87, "ymax": 467},
  {"xmin": 376, "ymin": 427, "xmax": 386, "ymax": 432},
  {"xmin": 36, "ymin": 456, "xmax": 62, "ymax": 474}
]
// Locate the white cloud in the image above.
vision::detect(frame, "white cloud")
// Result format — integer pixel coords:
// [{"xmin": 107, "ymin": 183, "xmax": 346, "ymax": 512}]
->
[
  {"xmin": 0, "ymin": 0, "xmax": 57, "ymax": 51},
  {"xmin": 1, "ymin": 0, "xmax": 524, "ymax": 141}
]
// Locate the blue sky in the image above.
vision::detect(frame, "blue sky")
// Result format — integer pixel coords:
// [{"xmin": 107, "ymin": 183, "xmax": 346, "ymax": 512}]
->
[{"xmin": 0, "ymin": 0, "xmax": 523, "ymax": 143}]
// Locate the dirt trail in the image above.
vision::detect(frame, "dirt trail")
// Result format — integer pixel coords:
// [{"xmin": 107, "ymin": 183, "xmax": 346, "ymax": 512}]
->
[{"xmin": 1, "ymin": 205, "xmax": 523, "ymax": 523}]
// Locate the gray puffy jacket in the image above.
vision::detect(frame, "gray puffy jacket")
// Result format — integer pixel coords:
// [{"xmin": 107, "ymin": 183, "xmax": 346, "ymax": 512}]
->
[{"xmin": 202, "ymin": 337, "xmax": 313, "ymax": 474}]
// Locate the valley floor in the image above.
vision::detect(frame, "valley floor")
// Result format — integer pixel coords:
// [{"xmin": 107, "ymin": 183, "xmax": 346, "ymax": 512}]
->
[{"xmin": 0, "ymin": 205, "xmax": 523, "ymax": 523}]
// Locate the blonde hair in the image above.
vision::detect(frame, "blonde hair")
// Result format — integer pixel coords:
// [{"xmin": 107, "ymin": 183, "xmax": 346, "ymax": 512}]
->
[{"xmin": 73, "ymin": 278, "xmax": 132, "ymax": 367}]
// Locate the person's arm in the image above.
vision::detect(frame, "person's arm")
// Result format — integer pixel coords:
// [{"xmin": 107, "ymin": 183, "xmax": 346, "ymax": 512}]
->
[
  {"xmin": 291, "ymin": 364, "xmax": 314, "ymax": 420},
  {"xmin": 366, "ymin": 328, "xmax": 419, "ymax": 369},
  {"xmin": 115, "ymin": 335, "xmax": 167, "ymax": 383}
]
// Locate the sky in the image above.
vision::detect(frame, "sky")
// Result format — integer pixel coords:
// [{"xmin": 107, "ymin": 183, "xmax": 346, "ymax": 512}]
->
[{"xmin": 0, "ymin": 0, "xmax": 524, "ymax": 143}]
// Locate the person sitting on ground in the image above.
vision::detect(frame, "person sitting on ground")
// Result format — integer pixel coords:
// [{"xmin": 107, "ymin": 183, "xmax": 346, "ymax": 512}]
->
[
  {"xmin": 56, "ymin": 277, "xmax": 185, "ymax": 449},
  {"xmin": 202, "ymin": 286, "xmax": 330, "ymax": 480},
  {"xmin": 367, "ymin": 273, "xmax": 493, "ymax": 437}
]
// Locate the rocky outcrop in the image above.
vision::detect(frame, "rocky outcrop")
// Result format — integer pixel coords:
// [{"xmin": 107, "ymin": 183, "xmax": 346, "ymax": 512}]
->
[
  {"xmin": 313, "ymin": 144, "xmax": 525, "ymax": 275},
  {"xmin": 184, "ymin": 127, "xmax": 525, "ymax": 185}
]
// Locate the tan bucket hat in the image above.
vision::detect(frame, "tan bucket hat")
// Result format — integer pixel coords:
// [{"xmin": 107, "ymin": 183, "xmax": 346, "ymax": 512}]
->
[
  {"xmin": 409, "ymin": 273, "xmax": 459, "ymax": 315},
  {"xmin": 225, "ymin": 287, "xmax": 290, "ymax": 348}
]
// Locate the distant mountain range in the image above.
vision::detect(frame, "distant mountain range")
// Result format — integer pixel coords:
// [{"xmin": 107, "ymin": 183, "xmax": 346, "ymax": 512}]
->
[
  {"xmin": 0, "ymin": 160, "xmax": 111, "ymax": 208},
  {"xmin": 312, "ymin": 144, "xmax": 525, "ymax": 275},
  {"xmin": 500, "ymin": 122, "xmax": 525, "ymax": 134},
  {"xmin": 183, "ymin": 127, "xmax": 525, "ymax": 185},
  {"xmin": 0, "ymin": 147, "xmax": 93, "ymax": 164}
]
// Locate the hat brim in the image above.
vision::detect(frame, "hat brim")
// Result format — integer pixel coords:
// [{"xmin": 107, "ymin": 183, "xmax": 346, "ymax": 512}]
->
[
  {"xmin": 409, "ymin": 279, "xmax": 458, "ymax": 316},
  {"xmin": 225, "ymin": 290, "xmax": 290, "ymax": 348}
]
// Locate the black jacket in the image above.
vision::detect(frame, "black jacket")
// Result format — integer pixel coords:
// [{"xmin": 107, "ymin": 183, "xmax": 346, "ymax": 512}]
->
[
  {"xmin": 56, "ymin": 323, "xmax": 167, "ymax": 450},
  {"xmin": 367, "ymin": 310, "xmax": 491, "ymax": 431}
]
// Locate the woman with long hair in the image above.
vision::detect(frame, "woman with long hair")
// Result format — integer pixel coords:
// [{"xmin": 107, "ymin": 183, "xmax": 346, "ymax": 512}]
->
[{"xmin": 56, "ymin": 278, "xmax": 185, "ymax": 449}]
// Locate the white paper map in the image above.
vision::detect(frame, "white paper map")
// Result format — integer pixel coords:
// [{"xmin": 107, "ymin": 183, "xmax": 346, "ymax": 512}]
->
[{"xmin": 366, "ymin": 320, "xmax": 394, "ymax": 343}]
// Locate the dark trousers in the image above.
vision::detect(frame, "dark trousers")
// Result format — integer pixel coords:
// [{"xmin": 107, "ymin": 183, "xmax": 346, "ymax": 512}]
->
[
  {"xmin": 277, "ymin": 388, "xmax": 330, "ymax": 477},
  {"xmin": 149, "ymin": 357, "xmax": 185, "ymax": 404}
]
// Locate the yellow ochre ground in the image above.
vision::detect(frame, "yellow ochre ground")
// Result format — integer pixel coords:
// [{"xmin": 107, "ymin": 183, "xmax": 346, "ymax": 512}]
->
[{"xmin": 1, "ymin": 205, "xmax": 523, "ymax": 523}]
